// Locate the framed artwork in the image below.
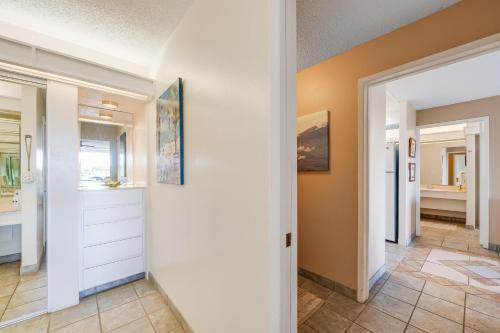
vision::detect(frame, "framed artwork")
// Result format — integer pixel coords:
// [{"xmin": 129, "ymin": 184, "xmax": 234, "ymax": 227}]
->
[
  {"xmin": 409, "ymin": 137, "xmax": 416, "ymax": 158},
  {"xmin": 297, "ymin": 110, "xmax": 329, "ymax": 171},
  {"xmin": 157, "ymin": 78, "xmax": 184, "ymax": 185},
  {"xmin": 409, "ymin": 162, "xmax": 416, "ymax": 182}
]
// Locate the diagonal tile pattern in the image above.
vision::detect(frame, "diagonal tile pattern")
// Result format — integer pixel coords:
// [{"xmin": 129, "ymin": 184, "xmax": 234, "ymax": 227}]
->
[
  {"xmin": 298, "ymin": 220, "xmax": 500, "ymax": 333},
  {"xmin": 0, "ymin": 260, "xmax": 47, "ymax": 324},
  {"xmin": 0, "ymin": 278, "xmax": 185, "ymax": 333}
]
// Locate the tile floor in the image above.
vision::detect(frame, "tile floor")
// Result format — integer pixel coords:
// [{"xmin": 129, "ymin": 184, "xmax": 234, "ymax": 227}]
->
[
  {"xmin": 0, "ymin": 278, "xmax": 185, "ymax": 332},
  {"xmin": 298, "ymin": 220, "xmax": 500, "ymax": 333},
  {"xmin": 0, "ymin": 260, "xmax": 47, "ymax": 323}
]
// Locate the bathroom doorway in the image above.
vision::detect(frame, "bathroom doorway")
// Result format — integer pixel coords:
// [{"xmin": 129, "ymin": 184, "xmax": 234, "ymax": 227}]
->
[
  {"xmin": 416, "ymin": 118, "xmax": 490, "ymax": 249},
  {"xmin": 0, "ymin": 75, "xmax": 48, "ymax": 327}
]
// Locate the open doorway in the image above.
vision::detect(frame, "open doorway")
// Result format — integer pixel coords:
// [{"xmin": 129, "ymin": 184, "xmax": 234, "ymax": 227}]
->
[
  {"xmin": 360, "ymin": 40, "xmax": 500, "ymax": 305},
  {"xmin": 417, "ymin": 120, "xmax": 488, "ymax": 242},
  {"xmin": 0, "ymin": 77, "xmax": 47, "ymax": 327}
]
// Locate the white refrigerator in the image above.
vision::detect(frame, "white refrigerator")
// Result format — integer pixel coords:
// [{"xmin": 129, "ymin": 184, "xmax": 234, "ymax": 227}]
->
[{"xmin": 385, "ymin": 142, "xmax": 399, "ymax": 242}]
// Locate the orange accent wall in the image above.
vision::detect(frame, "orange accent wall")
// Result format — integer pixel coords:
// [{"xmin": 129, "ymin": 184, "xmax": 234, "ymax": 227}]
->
[{"xmin": 297, "ymin": 0, "xmax": 500, "ymax": 289}]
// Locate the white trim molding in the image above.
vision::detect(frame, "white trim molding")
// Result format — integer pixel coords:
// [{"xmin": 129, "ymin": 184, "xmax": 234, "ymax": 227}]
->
[
  {"xmin": 0, "ymin": 36, "xmax": 154, "ymax": 99},
  {"xmin": 270, "ymin": 0, "xmax": 297, "ymax": 331},
  {"xmin": 357, "ymin": 32, "xmax": 500, "ymax": 303}
]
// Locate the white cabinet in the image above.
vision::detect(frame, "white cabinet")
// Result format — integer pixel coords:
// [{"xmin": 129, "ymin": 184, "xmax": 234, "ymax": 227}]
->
[{"xmin": 80, "ymin": 188, "xmax": 145, "ymax": 294}]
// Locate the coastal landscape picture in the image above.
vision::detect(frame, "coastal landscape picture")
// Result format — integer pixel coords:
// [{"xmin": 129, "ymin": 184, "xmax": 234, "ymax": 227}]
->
[{"xmin": 297, "ymin": 110, "xmax": 329, "ymax": 171}]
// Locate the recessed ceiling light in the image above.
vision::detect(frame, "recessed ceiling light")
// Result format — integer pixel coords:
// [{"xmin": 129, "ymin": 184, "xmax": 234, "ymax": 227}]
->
[{"xmin": 102, "ymin": 100, "xmax": 119, "ymax": 109}]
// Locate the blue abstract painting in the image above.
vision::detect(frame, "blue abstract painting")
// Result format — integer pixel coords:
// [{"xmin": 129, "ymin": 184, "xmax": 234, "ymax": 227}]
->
[{"xmin": 157, "ymin": 78, "xmax": 184, "ymax": 184}]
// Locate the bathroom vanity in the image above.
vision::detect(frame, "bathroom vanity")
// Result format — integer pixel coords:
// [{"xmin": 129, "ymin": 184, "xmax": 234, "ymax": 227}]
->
[
  {"xmin": 79, "ymin": 186, "xmax": 146, "ymax": 296},
  {"xmin": 420, "ymin": 185, "xmax": 466, "ymax": 221}
]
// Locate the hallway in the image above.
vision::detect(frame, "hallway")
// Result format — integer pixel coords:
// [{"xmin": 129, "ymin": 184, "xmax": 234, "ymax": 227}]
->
[
  {"xmin": 0, "ymin": 278, "xmax": 184, "ymax": 333},
  {"xmin": 298, "ymin": 220, "xmax": 500, "ymax": 333}
]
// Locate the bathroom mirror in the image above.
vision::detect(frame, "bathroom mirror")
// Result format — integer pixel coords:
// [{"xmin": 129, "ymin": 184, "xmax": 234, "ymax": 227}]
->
[
  {"xmin": 420, "ymin": 138, "xmax": 467, "ymax": 188},
  {"xmin": 78, "ymin": 106, "xmax": 133, "ymax": 187},
  {"xmin": 447, "ymin": 151, "xmax": 466, "ymax": 186},
  {"xmin": 0, "ymin": 111, "xmax": 20, "ymax": 212}
]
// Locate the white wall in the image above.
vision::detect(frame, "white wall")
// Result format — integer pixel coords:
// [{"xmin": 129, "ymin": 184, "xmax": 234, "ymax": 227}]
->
[
  {"xmin": 368, "ymin": 85, "xmax": 386, "ymax": 280},
  {"xmin": 399, "ymin": 101, "xmax": 417, "ymax": 244},
  {"xmin": 420, "ymin": 140, "xmax": 465, "ymax": 185},
  {"xmin": 46, "ymin": 81, "xmax": 79, "ymax": 311},
  {"xmin": 35, "ymin": 88, "xmax": 45, "ymax": 267},
  {"xmin": 0, "ymin": 224, "xmax": 21, "ymax": 257},
  {"xmin": 147, "ymin": 0, "xmax": 270, "ymax": 332},
  {"xmin": 20, "ymin": 85, "xmax": 45, "ymax": 271},
  {"xmin": 133, "ymin": 109, "xmax": 147, "ymax": 185},
  {"xmin": 0, "ymin": 96, "xmax": 21, "ymax": 111}
]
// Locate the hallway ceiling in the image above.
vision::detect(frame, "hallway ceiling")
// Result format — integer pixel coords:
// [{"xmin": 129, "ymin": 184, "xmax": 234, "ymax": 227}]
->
[
  {"xmin": 0, "ymin": 0, "xmax": 192, "ymax": 76},
  {"xmin": 387, "ymin": 49, "xmax": 500, "ymax": 110},
  {"xmin": 297, "ymin": 0, "xmax": 459, "ymax": 70}
]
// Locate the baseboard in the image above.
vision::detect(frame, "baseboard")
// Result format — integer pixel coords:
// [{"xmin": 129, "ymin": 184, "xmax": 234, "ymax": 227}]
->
[
  {"xmin": 148, "ymin": 272, "xmax": 195, "ymax": 333},
  {"xmin": 20, "ymin": 247, "xmax": 46, "ymax": 275},
  {"xmin": 20, "ymin": 262, "xmax": 39, "ymax": 274},
  {"xmin": 0, "ymin": 253, "xmax": 20, "ymax": 264},
  {"xmin": 79, "ymin": 272, "xmax": 145, "ymax": 298},
  {"xmin": 369, "ymin": 265, "xmax": 386, "ymax": 290},
  {"xmin": 298, "ymin": 267, "xmax": 357, "ymax": 301},
  {"xmin": 421, "ymin": 213, "xmax": 465, "ymax": 223},
  {"xmin": 488, "ymin": 243, "xmax": 500, "ymax": 252}
]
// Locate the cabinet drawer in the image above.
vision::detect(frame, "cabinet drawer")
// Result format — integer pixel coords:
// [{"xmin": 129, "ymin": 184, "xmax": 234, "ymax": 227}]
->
[
  {"xmin": 83, "ymin": 237, "xmax": 143, "ymax": 269},
  {"xmin": 84, "ymin": 218, "xmax": 142, "ymax": 246},
  {"xmin": 83, "ymin": 189, "xmax": 143, "ymax": 208},
  {"xmin": 84, "ymin": 203, "xmax": 142, "ymax": 226},
  {"xmin": 83, "ymin": 256, "xmax": 144, "ymax": 290}
]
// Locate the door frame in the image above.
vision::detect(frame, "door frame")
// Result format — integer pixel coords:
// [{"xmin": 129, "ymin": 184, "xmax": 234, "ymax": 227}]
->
[
  {"xmin": 270, "ymin": 0, "xmax": 297, "ymax": 332},
  {"xmin": 357, "ymin": 33, "xmax": 500, "ymax": 302},
  {"xmin": 415, "ymin": 117, "xmax": 490, "ymax": 246}
]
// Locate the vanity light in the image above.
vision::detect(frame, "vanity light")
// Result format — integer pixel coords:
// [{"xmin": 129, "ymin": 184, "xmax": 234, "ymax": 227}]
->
[
  {"xmin": 101, "ymin": 100, "xmax": 119, "ymax": 109},
  {"xmin": 99, "ymin": 111, "xmax": 113, "ymax": 120}
]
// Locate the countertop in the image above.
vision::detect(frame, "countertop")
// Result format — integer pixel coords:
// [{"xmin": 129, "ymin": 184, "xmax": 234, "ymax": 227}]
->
[
  {"xmin": 77, "ymin": 184, "xmax": 146, "ymax": 192},
  {"xmin": 420, "ymin": 186, "xmax": 467, "ymax": 201},
  {"xmin": 420, "ymin": 185, "xmax": 466, "ymax": 193},
  {"xmin": 0, "ymin": 196, "xmax": 19, "ymax": 213}
]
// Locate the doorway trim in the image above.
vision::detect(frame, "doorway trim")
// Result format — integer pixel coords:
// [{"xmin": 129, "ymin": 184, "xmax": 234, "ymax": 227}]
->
[
  {"xmin": 357, "ymin": 33, "xmax": 500, "ymax": 302},
  {"xmin": 270, "ymin": 0, "xmax": 297, "ymax": 332},
  {"xmin": 415, "ymin": 117, "xmax": 490, "ymax": 246}
]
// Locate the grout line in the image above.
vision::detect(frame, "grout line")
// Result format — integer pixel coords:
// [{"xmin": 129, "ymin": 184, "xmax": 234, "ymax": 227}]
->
[
  {"xmin": 304, "ymin": 323, "xmax": 320, "ymax": 333},
  {"xmin": 404, "ymin": 280, "xmax": 425, "ymax": 332},
  {"xmin": 133, "ymin": 279, "xmax": 157, "ymax": 331},
  {"xmin": 1, "ymin": 279, "xmax": 21, "ymax": 321},
  {"xmin": 463, "ymin": 293, "xmax": 466, "ymax": 333},
  {"xmin": 96, "ymin": 293, "xmax": 104, "ymax": 333}
]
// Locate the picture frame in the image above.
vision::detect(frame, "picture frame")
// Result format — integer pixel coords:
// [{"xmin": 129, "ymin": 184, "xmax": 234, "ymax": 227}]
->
[
  {"xmin": 409, "ymin": 162, "xmax": 416, "ymax": 182},
  {"xmin": 156, "ymin": 78, "xmax": 184, "ymax": 185},
  {"xmin": 409, "ymin": 137, "xmax": 416, "ymax": 158},
  {"xmin": 297, "ymin": 110, "xmax": 330, "ymax": 171}
]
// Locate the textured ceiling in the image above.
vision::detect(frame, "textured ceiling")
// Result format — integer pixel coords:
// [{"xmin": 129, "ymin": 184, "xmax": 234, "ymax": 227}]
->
[
  {"xmin": 297, "ymin": 0, "xmax": 459, "ymax": 70},
  {"xmin": 0, "ymin": 0, "xmax": 192, "ymax": 71}
]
